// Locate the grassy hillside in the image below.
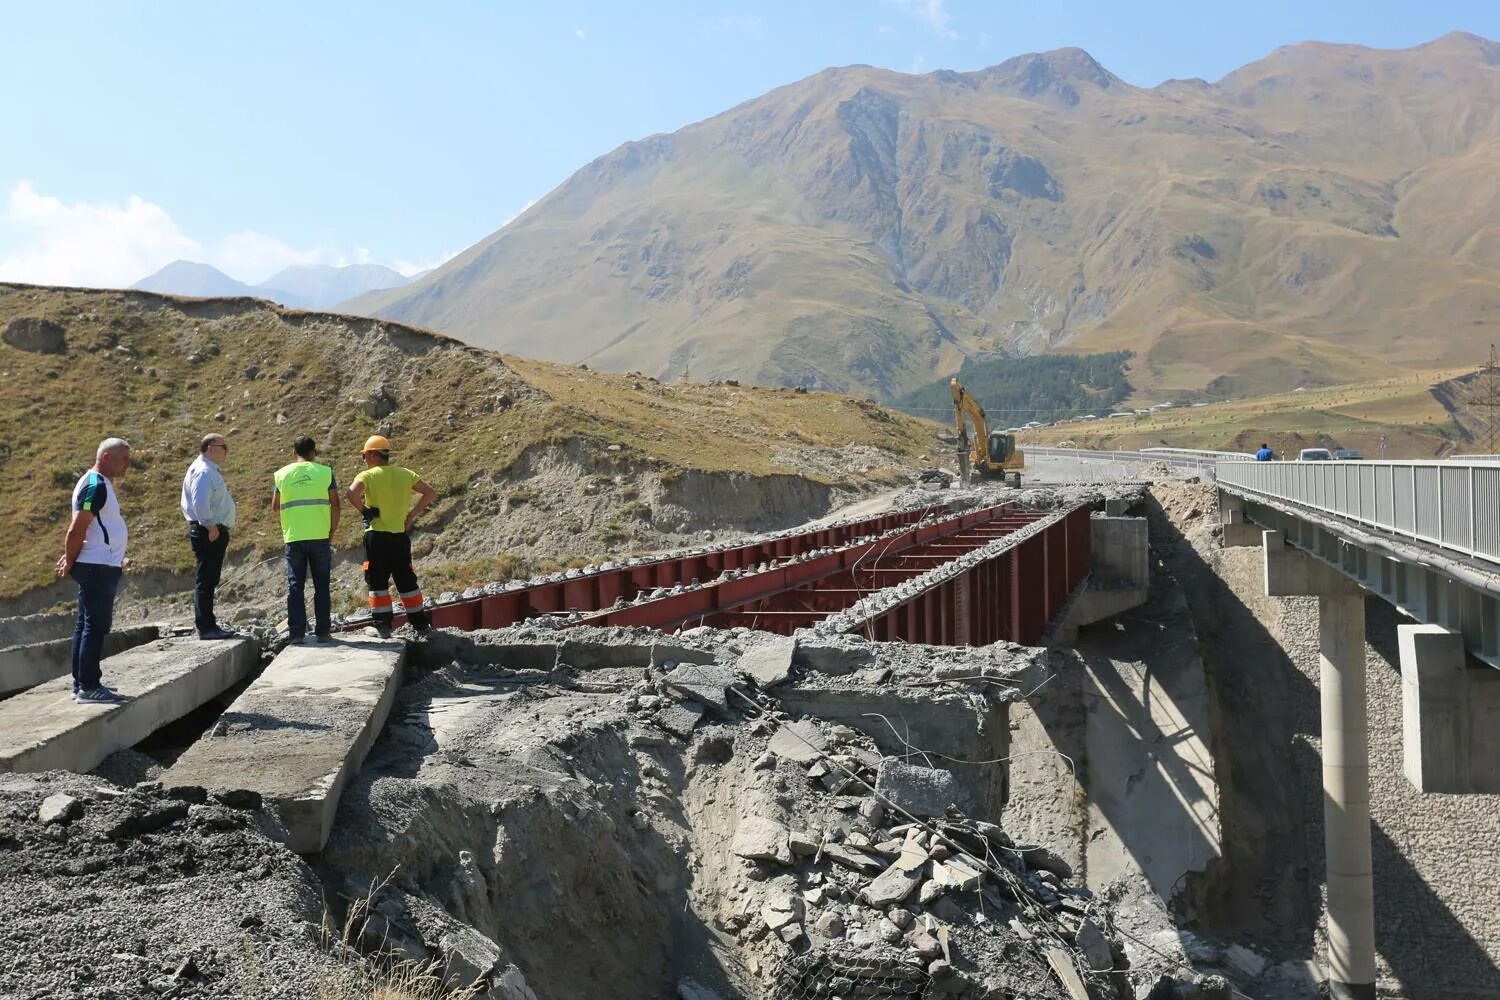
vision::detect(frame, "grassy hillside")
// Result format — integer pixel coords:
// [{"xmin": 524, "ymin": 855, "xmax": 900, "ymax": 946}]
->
[
  {"xmin": 0, "ymin": 285, "xmax": 938, "ymax": 604},
  {"xmin": 348, "ymin": 33, "xmax": 1500, "ymax": 402},
  {"xmin": 1021, "ymin": 370, "xmax": 1472, "ymax": 459},
  {"xmin": 891, "ymin": 352, "xmax": 1132, "ymax": 427}
]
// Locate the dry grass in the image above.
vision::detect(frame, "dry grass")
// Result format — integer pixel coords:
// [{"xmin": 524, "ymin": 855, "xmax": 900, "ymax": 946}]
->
[
  {"xmin": 1021, "ymin": 368, "xmax": 1472, "ymax": 459},
  {"xmin": 311, "ymin": 873, "xmax": 483, "ymax": 1000},
  {"xmin": 0, "ymin": 285, "xmax": 938, "ymax": 602}
]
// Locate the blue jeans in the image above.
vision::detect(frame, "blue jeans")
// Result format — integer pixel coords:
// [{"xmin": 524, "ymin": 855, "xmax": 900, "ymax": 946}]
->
[
  {"xmin": 285, "ymin": 539, "xmax": 332, "ymax": 638},
  {"xmin": 71, "ymin": 561, "xmax": 122, "ymax": 691}
]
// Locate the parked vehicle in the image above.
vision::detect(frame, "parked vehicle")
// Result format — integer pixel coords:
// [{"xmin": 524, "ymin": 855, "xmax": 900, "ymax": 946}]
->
[
  {"xmin": 1332, "ymin": 449, "xmax": 1363, "ymax": 460},
  {"xmin": 1298, "ymin": 448, "xmax": 1334, "ymax": 461}
]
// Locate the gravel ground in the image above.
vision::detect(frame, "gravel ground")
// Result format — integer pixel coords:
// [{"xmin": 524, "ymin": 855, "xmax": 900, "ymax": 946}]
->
[{"xmin": 0, "ymin": 773, "xmax": 337, "ymax": 1000}]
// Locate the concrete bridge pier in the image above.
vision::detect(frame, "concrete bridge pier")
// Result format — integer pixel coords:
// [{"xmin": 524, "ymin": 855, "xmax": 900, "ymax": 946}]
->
[
  {"xmin": 1265, "ymin": 529, "xmax": 1377, "ymax": 1000},
  {"xmin": 1217, "ymin": 490, "xmax": 1263, "ymax": 547}
]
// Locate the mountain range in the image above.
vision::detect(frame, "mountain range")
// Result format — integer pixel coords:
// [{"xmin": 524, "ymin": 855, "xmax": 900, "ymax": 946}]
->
[
  {"xmin": 342, "ymin": 31, "xmax": 1500, "ymax": 401},
  {"xmin": 133, "ymin": 260, "xmax": 412, "ymax": 310}
]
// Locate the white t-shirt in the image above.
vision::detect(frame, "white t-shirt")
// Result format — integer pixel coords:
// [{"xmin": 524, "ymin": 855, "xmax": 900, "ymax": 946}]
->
[{"xmin": 71, "ymin": 470, "xmax": 128, "ymax": 567}]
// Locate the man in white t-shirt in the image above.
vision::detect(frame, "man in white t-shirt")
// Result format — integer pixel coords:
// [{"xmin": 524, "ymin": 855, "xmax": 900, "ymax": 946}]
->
[{"xmin": 55, "ymin": 438, "xmax": 131, "ymax": 703}]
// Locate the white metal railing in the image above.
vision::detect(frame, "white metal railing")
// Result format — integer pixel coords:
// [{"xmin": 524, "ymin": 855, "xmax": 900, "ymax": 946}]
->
[
  {"xmin": 1216, "ymin": 460, "xmax": 1500, "ymax": 566},
  {"xmin": 1026, "ymin": 445, "xmax": 1231, "ymax": 471},
  {"xmin": 1141, "ymin": 447, "xmax": 1255, "ymax": 462}
]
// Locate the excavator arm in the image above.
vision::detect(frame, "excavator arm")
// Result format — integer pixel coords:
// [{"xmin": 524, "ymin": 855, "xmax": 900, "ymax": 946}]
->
[{"xmin": 950, "ymin": 378, "xmax": 991, "ymax": 473}]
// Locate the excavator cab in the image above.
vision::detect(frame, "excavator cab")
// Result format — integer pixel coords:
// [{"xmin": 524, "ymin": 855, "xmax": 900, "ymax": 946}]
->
[{"xmin": 987, "ymin": 431, "xmax": 1016, "ymax": 466}]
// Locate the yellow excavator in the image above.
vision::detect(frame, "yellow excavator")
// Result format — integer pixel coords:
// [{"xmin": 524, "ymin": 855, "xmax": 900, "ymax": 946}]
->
[{"xmin": 950, "ymin": 378, "xmax": 1023, "ymax": 486}]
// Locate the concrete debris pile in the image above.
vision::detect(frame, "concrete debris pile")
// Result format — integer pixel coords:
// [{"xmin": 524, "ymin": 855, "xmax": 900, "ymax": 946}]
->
[
  {"xmin": 709, "ymin": 706, "xmax": 1129, "ymax": 1000},
  {"xmin": 0, "ymin": 603, "xmax": 1220, "ymax": 1000},
  {"xmin": 889, "ymin": 482, "xmax": 1145, "ymax": 519}
]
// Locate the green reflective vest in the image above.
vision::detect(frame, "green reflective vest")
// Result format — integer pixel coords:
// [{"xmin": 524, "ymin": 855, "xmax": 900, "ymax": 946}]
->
[{"xmin": 274, "ymin": 461, "xmax": 335, "ymax": 543}]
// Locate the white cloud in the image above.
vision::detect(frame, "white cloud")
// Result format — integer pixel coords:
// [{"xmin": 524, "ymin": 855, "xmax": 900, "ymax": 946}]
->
[
  {"xmin": 214, "ymin": 230, "xmax": 330, "ymax": 282},
  {"xmin": 0, "ymin": 181, "xmax": 431, "ymax": 287},
  {"xmin": 0, "ymin": 180, "xmax": 199, "ymax": 288},
  {"xmin": 887, "ymin": 0, "xmax": 957, "ymax": 40}
]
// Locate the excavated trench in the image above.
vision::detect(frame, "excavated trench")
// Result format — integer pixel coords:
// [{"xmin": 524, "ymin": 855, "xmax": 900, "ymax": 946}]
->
[{"xmin": 301, "ymin": 627, "xmax": 1098, "ymax": 1000}]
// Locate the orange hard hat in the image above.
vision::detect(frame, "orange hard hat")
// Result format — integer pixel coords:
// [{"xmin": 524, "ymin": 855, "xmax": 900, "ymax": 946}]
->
[{"xmin": 361, "ymin": 435, "xmax": 392, "ymax": 453}]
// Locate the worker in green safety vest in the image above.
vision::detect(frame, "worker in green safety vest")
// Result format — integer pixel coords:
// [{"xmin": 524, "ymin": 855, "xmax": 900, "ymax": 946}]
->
[{"xmin": 271, "ymin": 436, "xmax": 341, "ymax": 645}]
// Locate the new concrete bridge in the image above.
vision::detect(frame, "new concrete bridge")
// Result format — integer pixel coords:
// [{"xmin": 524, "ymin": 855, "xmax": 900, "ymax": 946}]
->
[{"xmin": 1032, "ymin": 446, "xmax": 1500, "ymax": 1000}]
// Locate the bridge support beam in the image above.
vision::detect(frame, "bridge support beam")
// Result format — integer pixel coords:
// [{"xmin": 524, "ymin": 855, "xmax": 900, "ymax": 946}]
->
[
  {"xmin": 1400, "ymin": 624, "xmax": 1500, "ymax": 794},
  {"xmin": 1264, "ymin": 530, "xmax": 1376, "ymax": 1000}
]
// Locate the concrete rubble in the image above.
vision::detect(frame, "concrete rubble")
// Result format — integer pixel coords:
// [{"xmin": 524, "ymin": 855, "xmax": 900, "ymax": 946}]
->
[{"xmin": 0, "ymin": 478, "xmax": 1252, "ymax": 1000}]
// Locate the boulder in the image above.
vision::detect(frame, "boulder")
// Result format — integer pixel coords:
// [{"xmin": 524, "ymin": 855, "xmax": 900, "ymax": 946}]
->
[
  {"xmin": 1075, "ymin": 918, "xmax": 1113, "ymax": 972},
  {"xmin": 3, "ymin": 317, "xmax": 66, "ymax": 354},
  {"xmin": 438, "ymin": 925, "xmax": 503, "ymax": 989}
]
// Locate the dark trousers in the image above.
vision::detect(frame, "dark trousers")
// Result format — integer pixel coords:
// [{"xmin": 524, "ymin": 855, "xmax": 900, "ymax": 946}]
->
[
  {"xmin": 363, "ymin": 530, "xmax": 430, "ymax": 630},
  {"xmin": 70, "ymin": 561, "xmax": 121, "ymax": 691},
  {"xmin": 188, "ymin": 523, "xmax": 229, "ymax": 634},
  {"xmin": 285, "ymin": 539, "xmax": 333, "ymax": 639}
]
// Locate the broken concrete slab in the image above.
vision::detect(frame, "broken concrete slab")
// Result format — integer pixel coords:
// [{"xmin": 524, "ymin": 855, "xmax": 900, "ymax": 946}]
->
[
  {"xmin": 760, "ymin": 890, "xmax": 801, "ymax": 931},
  {"xmin": 0, "ymin": 637, "xmax": 258, "ymax": 774},
  {"xmin": 662, "ymin": 662, "xmax": 741, "ymax": 714},
  {"xmin": 932, "ymin": 857, "xmax": 983, "ymax": 892},
  {"xmin": 162, "ymin": 637, "xmax": 404, "ymax": 853},
  {"xmin": 820, "ymin": 842, "xmax": 886, "ymax": 875},
  {"xmin": 741, "ymin": 636, "xmax": 795, "ymax": 688},
  {"xmin": 875, "ymin": 759, "xmax": 966, "ymax": 818},
  {"xmin": 0, "ymin": 624, "xmax": 163, "ymax": 697},
  {"xmin": 0, "ymin": 611, "xmax": 76, "ymax": 648},
  {"xmin": 768, "ymin": 720, "xmax": 827, "ymax": 763},
  {"xmin": 863, "ymin": 859, "xmax": 923, "ymax": 906},
  {"xmin": 653, "ymin": 700, "xmax": 705, "ymax": 739},
  {"xmin": 731, "ymin": 815, "xmax": 793, "ymax": 864},
  {"xmin": 1045, "ymin": 946, "xmax": 1091, "ymax": 1000}
]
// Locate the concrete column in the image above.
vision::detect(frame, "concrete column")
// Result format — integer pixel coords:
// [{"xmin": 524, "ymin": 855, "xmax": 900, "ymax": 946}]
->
[
  {"xmin": 1320, "ymin": 591, "xmax": 1377, "ymax": 1000},
  {"xmin": 1263, "ymin": 529, "xmax": 1377, "ymax": 998}
]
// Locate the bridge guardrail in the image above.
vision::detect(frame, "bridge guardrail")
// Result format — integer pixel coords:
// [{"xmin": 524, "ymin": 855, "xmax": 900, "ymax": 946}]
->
[
  {"xmin": 1026, "ymin": 445, "xmax": 1235, "ymax": 471},
  {"xmin": 1216, "ymin": 460, "xmax": 1500, "ymax": 567}
]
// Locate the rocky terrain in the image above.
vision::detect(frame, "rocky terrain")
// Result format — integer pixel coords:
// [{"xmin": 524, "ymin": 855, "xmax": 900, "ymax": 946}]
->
[{"xmin": 347, "ymin": 33, "xmax": 1500, "ymax": 401}]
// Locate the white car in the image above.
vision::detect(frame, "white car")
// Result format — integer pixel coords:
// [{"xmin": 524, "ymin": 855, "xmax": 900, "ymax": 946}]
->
[{"xmin": 1298, "ymin": 448, "xmax": 1333, "ymax": 461}]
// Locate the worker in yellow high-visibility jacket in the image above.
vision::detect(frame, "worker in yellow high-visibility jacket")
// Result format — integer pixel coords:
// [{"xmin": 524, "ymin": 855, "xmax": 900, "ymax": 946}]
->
[
  {"xmin": 272, "ymin": 436, "xmax": 341, "ymax": 644},
  {"xmin": 348, "ymin": 435, "xmax": 435, "ymax": 638}
]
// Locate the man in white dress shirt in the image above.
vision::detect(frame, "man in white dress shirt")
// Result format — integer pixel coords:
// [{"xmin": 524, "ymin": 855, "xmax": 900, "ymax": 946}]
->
[{"xmin": 180, "ymin": 433, "xmax": 237, "ymax": 640}]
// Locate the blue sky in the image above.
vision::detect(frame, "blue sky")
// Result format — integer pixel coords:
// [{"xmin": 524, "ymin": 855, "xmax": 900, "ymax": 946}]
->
[{"xmin": 1, "ymin": 0, "xmax": 1495, "ymax": 288}]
